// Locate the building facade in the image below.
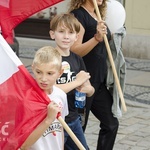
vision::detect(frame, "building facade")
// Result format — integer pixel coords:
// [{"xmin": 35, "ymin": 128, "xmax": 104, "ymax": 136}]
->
[{"xmin": 122, "ymin": 0, "xmax": 150, "ymax": 59}]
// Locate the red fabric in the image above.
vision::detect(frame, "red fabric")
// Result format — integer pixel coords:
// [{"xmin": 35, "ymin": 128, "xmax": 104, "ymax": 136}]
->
[
  {"xmin": 0, "ymin": 35, "xmax": 50, "ymax": 149},
  {"xmin": 0, "ymin": 0, "xmax": 63, "ymax": 43},
  {"xmin": 0, "ymin": 4, "xmax": 13, "ymax": 43}
]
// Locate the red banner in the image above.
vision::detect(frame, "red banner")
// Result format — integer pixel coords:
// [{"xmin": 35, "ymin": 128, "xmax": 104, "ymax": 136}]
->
[{"xmin": 0, "ymin": 0, "xmax": 63, "ymax": 43}]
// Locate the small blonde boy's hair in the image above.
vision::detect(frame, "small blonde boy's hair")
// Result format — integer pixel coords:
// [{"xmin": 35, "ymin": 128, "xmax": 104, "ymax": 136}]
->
[
  {"xmin": 50, "ymin": 13, "xmax": 80, "ymax": 33},
  {"xmin": 33, "ymin": 46, "xmax": 62, "ymax": 69}
]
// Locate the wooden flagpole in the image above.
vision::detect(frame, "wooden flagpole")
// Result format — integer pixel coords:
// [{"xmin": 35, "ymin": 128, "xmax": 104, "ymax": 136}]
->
[
  {"xmin": 58, "ymin": 116, "xmax": 85, "ymax": 150},
  {"xmin": 93, "ymin": 0, "xmax": 127, "ymax": 112}
]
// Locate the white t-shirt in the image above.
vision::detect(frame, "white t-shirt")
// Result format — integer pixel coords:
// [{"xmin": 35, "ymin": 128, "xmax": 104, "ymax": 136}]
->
[{"xmin": 29, "ymin": 86, "xmax": 68, "ymax": 150}]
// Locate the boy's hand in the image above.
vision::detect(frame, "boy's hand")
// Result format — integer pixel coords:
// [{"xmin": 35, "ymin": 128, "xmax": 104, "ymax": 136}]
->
[
  {"xmin": 45, "ymin": 101, "xmax": 61, "ymax": 124},
  {"xmin": 76, "ymin": 80, "xmax": 91, "ymax": 92},
  {"xmin": 75, "ymin": 70, "xmax": 91, "ymax": 86},
  {"xmin": 76, "ymin": 80, "xmax": 95, "ymax": 97}
]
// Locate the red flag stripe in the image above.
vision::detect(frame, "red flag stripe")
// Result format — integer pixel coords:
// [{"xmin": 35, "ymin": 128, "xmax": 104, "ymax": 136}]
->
[{"xmin": 0, "ymin": 34, "xmax": 50, "ymax": 149}]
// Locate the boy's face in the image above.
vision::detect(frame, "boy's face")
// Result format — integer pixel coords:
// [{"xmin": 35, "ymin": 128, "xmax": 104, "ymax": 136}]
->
[
  {"xmin": 32, "ymin": 62, "xmax": 63, "ymax": 94},
  {"xmin": 50, "ymin": 25, "xmax": 78, "ymax": 51}
]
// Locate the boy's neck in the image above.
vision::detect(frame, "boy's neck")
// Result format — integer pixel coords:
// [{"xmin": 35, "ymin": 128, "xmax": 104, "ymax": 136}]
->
[
  {"xmin": 56, "ymin": 47, "xmax": 70, "ymax": 56},
  {"xmin": 44, "ymin": 86, "xmax": 53, "ymax": 95}
]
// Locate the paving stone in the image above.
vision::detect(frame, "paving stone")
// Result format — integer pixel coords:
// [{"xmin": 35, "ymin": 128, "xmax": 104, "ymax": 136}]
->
[
  {"xmin": 137, "ymin": 140, "xmax": 150, "ymax": 148},
  {"xmin": 119, "ymin": 139, "xmax": 137, "ymax": 146},
  {"xmin": 113, "ymin": 143, "xmax": 131, "ymax": 150},
  {"xmin": 128, "ymin": 146, "xmax": 149, "ymax": 150},
  {"xmin": 127, "ymin": 135, "xmax": 143, "ymax": 142}
]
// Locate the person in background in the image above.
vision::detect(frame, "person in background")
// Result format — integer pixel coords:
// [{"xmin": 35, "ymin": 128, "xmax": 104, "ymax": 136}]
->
[
  {"xmin": 68, "ymin": 0, "xmax": 119, "ymax": 149},
  {"xmin": 49, "ymin": 13, "xmax": 95, "ymax": 150},
  {"xmin": 20, "ymin": 46, "xmax": 68, "ymax": 150}
]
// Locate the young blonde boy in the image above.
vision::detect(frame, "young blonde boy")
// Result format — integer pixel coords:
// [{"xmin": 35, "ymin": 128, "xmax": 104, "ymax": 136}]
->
[{"xmin": 20, "ymin": 46, "xmax": 68, "ymax": 150}]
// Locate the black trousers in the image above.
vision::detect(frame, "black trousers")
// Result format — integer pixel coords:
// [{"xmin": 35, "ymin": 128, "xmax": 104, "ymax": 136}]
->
[{"xmin": 83, "ymin": 83, "xmax": 119, "ymax": 150}]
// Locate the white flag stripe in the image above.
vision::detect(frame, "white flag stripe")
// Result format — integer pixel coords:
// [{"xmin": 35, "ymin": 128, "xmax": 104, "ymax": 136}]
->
[
  {"xmin": 0, "ymin": 0, "xmax": 10, "ymax": 8},
  {"xmin": 0, "ymin": 35, "xmax": 22, "ymax": 84}
]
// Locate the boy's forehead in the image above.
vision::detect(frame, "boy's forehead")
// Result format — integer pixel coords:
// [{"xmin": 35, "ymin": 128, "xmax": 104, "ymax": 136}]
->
[
  {"xmin": 58, "ymin": 22, "xmax": 74, "ymax": 28},
  {"xmin": 58, "ymin": 22, "xmax": 68, "ymax": 28},
  {"xmin": 33, "ymin": 62, "xmax": 60, "ymax": 71}
]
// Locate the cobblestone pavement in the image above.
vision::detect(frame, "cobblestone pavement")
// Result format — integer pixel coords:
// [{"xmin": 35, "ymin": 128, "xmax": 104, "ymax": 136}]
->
[
  {"xmin": 85, "ymin": 101, "xmax": 150, "ymax": 150},
  {"xmin": 85, "ymin": 59, "xmax": 150, "ymax": 150},
  {"xmin": 18, "ymin": 37, "xmax": 150, "ymax": 150},
  {"xmin": 124, "ymin": 58, "xmax": 150, "ymax": 105}
]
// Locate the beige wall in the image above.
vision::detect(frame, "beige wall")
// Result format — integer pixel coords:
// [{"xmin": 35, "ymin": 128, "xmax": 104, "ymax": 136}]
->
[{"xmin": 122, "ymin": 0, "xmax": 150, "ymax": 59}]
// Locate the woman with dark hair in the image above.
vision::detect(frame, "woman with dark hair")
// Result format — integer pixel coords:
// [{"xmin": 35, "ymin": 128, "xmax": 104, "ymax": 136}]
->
[{"xmin": 68, "ymin": 0, "xmax": 119, "ymax": 149}]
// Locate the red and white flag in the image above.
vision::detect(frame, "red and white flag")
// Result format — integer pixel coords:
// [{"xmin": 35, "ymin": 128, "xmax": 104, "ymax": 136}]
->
[
  {"xmin": 0, "ymin": 0, "xmax": 63, "ymax": 43},
  {"xmin": 0, "ymin": 34, "xmax": 51, "ymax": 149}
]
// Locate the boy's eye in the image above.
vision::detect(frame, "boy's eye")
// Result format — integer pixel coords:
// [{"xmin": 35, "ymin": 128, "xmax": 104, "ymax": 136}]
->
[
  {"xmin": 36, "ymin": 71, "xmax": 41, "ymax": 74},
  {"xmin": 58, "ymin": 30, "xmax": 64, "ymax": 32},
  {"xmin": 48, "ymin": 72, "xmax": 53, "ymax": 75},
  {"xmin": 69, "ymin": 30, "xmax": 75, "ymax": 33}
]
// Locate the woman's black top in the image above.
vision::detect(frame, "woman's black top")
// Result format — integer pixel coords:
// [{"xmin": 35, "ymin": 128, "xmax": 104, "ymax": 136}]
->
[{"xmin": 71, "ymin": 7, "xmax": 111, "ymax": 84}]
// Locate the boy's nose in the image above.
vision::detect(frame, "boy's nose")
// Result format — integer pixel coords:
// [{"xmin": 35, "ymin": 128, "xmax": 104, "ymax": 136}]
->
[
  {"xmin": 41, "ymin": 75, "xmax": 47, "ymax": 81},
  {"xmin": 64, "ymin": 33, "xmax": 69, "ymax": 39}
]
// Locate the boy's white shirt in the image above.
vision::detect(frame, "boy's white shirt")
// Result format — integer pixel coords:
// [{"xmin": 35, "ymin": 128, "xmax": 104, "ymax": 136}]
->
[{"xmin": 29, "ymin": 86, "xmax": 68, "ymax": 150}]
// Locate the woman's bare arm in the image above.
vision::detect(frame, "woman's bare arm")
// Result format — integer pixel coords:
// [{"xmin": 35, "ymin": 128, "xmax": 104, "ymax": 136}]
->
[
  {"xmin": 71, "ymin": 24, "xmax": 99, "ymax": 57},
  {"xmin": 71, "ymin": 21, "xmax": 107, "ymax": 57}
]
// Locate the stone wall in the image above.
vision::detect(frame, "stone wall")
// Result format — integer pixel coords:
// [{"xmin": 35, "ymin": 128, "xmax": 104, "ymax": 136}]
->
[{"xmin": 122, "ymin": 34, "xmax": 150, "ymax": 59}]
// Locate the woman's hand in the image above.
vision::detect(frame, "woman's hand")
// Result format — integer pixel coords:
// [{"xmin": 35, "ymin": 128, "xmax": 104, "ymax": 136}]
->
[{"xmin": 94, "ymin": 20, "xmax": 107, "ymax": 42}]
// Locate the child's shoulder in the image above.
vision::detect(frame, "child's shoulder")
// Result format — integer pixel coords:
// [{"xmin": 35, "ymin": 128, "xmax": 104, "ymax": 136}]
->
[
  {"xmin": 70, "ymin": 51, "xmax": 82, "ymax": 59},
  {"xmin": 50, "ymin": 86, "xmax": 67, "ymax": 103},
  {"xmin": 53, "ymin": 85, "xmax": 66, "ymax": 95}
]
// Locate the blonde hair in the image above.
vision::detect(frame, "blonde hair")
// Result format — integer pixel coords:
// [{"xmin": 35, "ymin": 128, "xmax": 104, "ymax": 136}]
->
[
  {"xmin": 68, "ymin": 0, "xmax": 107, "ymax": 20},
  {"xmin": 33, "ymin": 46, "xmax": 62, "ymax": 69},
  {"xmin": 50, "ymin": 13, "xmax": 80, "ymax": 33}
]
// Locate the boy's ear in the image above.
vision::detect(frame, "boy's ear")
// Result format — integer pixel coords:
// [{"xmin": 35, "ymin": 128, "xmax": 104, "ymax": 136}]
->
[
  {"xmin": 75, "ymin": 33, "xmax": 79, "ymax": 42},
  {"xmin": 31, "ymin": 64, "xmax": 34, "ymax": 72},
  {"xmin": 49, "ymin": 30, "xmax": 55, "ymax": 39}
]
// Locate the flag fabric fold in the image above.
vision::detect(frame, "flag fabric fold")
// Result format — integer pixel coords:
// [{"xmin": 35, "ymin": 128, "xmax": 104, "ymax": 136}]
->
[
  {"xmin": 0, "ymin": 34, "xmax": 51, "ymax": 149},
  {"xmin": 0, "ymin": 0, "xmax": 63, "ymax": 43}
]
